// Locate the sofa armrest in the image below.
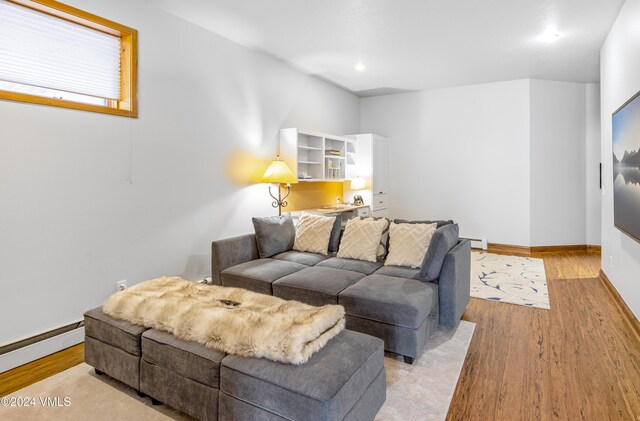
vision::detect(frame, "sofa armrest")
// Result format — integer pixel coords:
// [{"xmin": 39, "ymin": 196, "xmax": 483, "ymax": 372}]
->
[
  {"xmin": 438, "ymin": 239, "xmax": 471, "ymax": 329},
  {"xmin": 211, "ymin": 234, "xmax": 259, "ymax": 285}
]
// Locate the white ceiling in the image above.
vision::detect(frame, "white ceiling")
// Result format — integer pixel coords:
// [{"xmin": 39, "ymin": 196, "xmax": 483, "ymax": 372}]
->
[{"xmin": 149, "ymin": 0, "xmax": 625, "ymax": 96}]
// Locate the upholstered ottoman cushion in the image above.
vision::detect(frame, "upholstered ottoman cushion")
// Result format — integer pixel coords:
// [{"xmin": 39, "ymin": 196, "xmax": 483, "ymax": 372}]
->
[
  {"xmin": 339, "ymin": 275, "xmax": 438, "ymax": 329},
  {"xmin": 84, "ymin": 306, "xmax": 147, "ymax": 390},
  {"xmin": 84, "ymin": 306, "xmax": 147, "ymax": 356},
  {"xmin": 273, "ymin": 267, "xmax": 365, "ymax": 306},
  {"xmin": 141, "ymin": 329, "xmax": 225, "ymax": 388},
  {"xmin": 219, "ymin": 330, "xmax": 385, "ymax": 421},
  {"xmin": 272, "ymin": 250, "xmax": 329, "ymax": 266},
  {"xmin": 316, "ymin": 257, "xmax": 383, "ymax": 275},
  {"xmin": 140, "ymin": 329, "xmax": 224, "ymax": 421},
  {"xmin": 220, "ymin": 258, "xmax": 306, "ymax": 294}
]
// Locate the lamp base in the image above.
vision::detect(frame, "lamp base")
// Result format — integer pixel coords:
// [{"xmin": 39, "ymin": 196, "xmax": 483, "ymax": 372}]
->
[
  {"xmin": 268, "ymin": 184, "xmax": 291, "ymax": 216},
  {"xmin": 353, "ymin": 194, "xmax": 364, "ymax": 206}
]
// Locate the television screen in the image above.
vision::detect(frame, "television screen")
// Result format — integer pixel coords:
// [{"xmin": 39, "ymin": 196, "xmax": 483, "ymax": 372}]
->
[{"xmin": 612, "ymin": 90, "xmax": 640, "ymax": 243}]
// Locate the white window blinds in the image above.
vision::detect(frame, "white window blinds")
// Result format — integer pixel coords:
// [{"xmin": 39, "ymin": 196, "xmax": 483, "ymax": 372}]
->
[{"xmin": 0, "ymin": 0, "xmax": 121, "ymax": 100}]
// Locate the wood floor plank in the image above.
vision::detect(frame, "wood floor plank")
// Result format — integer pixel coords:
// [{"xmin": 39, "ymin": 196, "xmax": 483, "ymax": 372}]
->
[{"xmin": 0, "ymin": 343, "xmax": 84, "ymax": 397}]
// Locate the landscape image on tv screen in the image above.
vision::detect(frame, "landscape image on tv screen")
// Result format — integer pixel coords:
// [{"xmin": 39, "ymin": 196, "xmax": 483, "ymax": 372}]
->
[{"xmin": 612, "ymin": 90, "xmax": 640, "ymax": 243}]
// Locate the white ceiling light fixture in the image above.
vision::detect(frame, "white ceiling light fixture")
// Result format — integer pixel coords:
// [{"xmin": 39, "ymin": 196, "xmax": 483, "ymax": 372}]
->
[
  {"xmin": 354, "ymin": 62, "xmax": 366, "ymax": 72},
  {"xmin": 539, "ymin": 29, "xmax": 562, "ymax": 43}
]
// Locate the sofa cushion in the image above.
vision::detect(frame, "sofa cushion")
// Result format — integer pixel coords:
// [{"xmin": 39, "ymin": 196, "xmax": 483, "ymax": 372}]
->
[
  {"xmin": 316, "ymin": 257, "xmax": 383, "ymax": 275},
  {"xmin": 356, "ymin": 216, "xmax": 391, "ymax": 261},
  {"xmin": 272, "ymin": 250, "xmax": 329, "ymax": 266},
  {"xmin": 273, "ymin": 267, "xmax": 365, "ymax": 306},
  {"xmin": 221, "ymin": 258, "xmax": 306, "ymax": 295},
  {"xmin": 420, "ymin": 223, "xmax": 460, "ymax": 282},
  {"xmin": 142, "ymin": 329, "xmax": 226, "ymax": 388},
  {"xmin": 220, "ymin": 330, "xmax": 384, "ymax": 421},
  {"xmin": 339, "ymin": 275, "xmax": 438, "ymax": 329},
  {"xmin": 385, "ymin": 222, "xmax": 437, "ymax": 268},
  {"xmin": 293, "ymin": 213, "xmax": 336, "ymax": 255},
  {"xmin": 84, "ymin": 307, "xmax": 147, "ymax": 356},
  {"xmin": 374, "ymin": 265, "xmax": 421, "ymax": 280},
  {"xmin": 326, "ymin": 213, "xmax": 343, "ymax": 253},
  {"xmin": 337, "ymin": 217, "xmax": 389, "ymax": 262},
  {"xmin": 252, "ymin": 213, "xmax": 295, "ymax": 258}
]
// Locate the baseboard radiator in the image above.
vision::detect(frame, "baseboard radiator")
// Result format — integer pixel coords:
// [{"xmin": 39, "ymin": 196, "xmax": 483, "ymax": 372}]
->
[
  {"xmin": 461, "ymin": 237, "xmax": 487, "ymax": 250},
  {"xmin": 0, "ymin": 321, "xmax": 84, "ymax": 373}
]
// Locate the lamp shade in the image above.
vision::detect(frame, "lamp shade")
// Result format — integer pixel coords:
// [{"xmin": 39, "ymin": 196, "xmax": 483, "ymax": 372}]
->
[
  {"xmin": 261, "ymin": 159, "xmax": 298, "ymax": 184},
  {"xmin": 350, "ymin": 176, "xmax": 367, "ymax": 190}
]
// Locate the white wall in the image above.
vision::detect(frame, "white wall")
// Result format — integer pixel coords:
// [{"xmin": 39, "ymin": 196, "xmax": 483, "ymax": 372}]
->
[
  {"xmin": 586, "ymin": 83, "xmax": 602, "ymax": 246},
  {"xmin": 360, "ymin": 80, "xmax": 532, "ymax": 245},
  {"xmin": 529, "ymin": 79, "xmax": 587, "ymax": 246},
  {"xmin": 600, "ymin": 0, "xmax": 640, "ymax": 319},
  {"xmin": 361, "ymin": 79, "xmax": 595, "ymax": 248},
  {"xmin": 0, "ymin": 0, "xmax": 360, "ymax": 345}
]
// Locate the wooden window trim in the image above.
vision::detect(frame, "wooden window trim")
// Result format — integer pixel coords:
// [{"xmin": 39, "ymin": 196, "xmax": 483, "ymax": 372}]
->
[{"xmin": 0, "ymin": 0, "xmax": 138, "ymax": 118}]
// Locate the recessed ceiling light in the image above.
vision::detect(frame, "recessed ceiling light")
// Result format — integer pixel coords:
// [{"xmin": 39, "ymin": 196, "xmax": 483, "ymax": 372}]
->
[
  {"xmin": 539, "ymin": 29, "xmax": 562, "ymax": 43},
  {"xmin": 355, "ymin": 62, "xmax": 366, "ymax": 72}
]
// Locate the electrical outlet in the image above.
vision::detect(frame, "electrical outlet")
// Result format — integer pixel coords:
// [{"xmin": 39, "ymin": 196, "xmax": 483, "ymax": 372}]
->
[
  {"xmin": 609, "ymin": 256, "xmax": 613, "ymax": 269},
  {"xmin": 117, "ymin": 279, "xmax": 128, "ymax": 291}
]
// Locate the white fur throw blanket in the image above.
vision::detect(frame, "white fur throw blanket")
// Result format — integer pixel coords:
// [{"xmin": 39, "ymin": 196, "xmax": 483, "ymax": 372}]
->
[{"xmin": 102, "ymin": 277, "xmax": 345, "ymax": 364}]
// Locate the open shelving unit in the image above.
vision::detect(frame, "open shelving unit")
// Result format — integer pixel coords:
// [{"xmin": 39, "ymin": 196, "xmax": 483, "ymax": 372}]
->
[{"xmin": 280, "ymin": 128, "xmax": 357, "ymax": 182}]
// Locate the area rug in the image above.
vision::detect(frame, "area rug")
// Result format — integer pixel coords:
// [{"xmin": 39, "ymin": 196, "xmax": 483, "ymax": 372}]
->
[
  {"xmin": 471, "ymin": 252, "xmax": 549, "ymax": 309},
  {"xmin": 0, "ymin": 322, "xmax": 475, "ymax": 421}
]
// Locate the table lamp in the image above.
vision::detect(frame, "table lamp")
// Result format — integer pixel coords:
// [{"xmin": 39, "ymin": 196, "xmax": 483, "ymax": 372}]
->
[
  {"xmin": 261, "ymin": 156, "xmax": 298, "ymax": 216},
  {"xmin": 350, "ymin": 177, "xmax": 366, "ymax": 205}
]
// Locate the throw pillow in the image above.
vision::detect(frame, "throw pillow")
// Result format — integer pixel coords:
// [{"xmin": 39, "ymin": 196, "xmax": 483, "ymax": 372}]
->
[
  {"xmin": 385, "ymin": 222, "xmax": 437, "ymax": 268},
  {"xmin": 359, "ymin": 216, "xmax": 391, "ymax": 260},
  {"xmin": 337, "ymin": 217, "xmax": 389, "ymax": 263},
  {"xmin": 252, "ymin": 213, "xmax": 295, "ymax": 258},
  {"xmin": 420, "ymin": 223, "xmax": 460, "ymax": 282},
  {"xmin": 325, "ymin": 213, "xmax": 343, "ymax": 253},
  {"xmin": 293, "ymin": 213, "xmax": 337, "ymax": 255}
]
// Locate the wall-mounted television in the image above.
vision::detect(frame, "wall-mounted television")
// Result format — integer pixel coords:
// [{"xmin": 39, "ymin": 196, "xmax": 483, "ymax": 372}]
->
[{"xmin": 612, "ymin": 89, "xmax": 640, "ymax": 243}]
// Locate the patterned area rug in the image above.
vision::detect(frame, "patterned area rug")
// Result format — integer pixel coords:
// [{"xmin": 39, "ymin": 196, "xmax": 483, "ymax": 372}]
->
[
  {"xmin": 1, "ymin": 322, "xmax": 475, "ymax": 421},
  {"xmin": 471, "ymin": 252, "xmax": 549, "ymax": 309}
]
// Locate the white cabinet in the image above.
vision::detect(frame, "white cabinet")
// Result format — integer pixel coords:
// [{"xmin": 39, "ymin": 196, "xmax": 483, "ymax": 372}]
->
[
  {"xmin": 280, "ymin": 128, "xmax": 357, "ymax": 182},
  {"xmin": 347, "ymin": 134, "xmax": 389, "ymax": 217},
  {"xmin": 372, "ymin": 137, "xmax": 388, "ymax": 195}
]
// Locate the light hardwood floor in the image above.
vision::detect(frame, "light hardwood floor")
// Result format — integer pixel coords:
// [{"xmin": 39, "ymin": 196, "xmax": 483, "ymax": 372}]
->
[
  {"xmin": 1, "ymin": 251, "xmax": 639, "ymax": 420},
  {"xmin": 448, "ymin": 251, "xmax": 640, "ymax": 421}
]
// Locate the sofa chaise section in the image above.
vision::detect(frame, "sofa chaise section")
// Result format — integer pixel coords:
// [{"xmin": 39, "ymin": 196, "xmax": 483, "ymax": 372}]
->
[{"xmin": 339, "ymin": 274, "xmax": 438, "ymax": 363}]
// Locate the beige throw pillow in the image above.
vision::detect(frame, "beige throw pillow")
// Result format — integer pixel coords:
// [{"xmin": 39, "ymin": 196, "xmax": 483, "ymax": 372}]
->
[
  {"xmin": 293, "ymin": 213, "xmax": 336, "ymax": 255},
  {"xmin": 337, "ymin": 217, "xmax": 389, "ymax": 263},
  {"xmin": 385, "ymin": 222, "xmax": 437, "ymax": 268}
]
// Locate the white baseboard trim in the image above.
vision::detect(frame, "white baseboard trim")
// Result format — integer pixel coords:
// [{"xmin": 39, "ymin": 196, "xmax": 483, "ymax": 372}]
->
[{"xmin": 0, "ymin": 327, "xmax": 84, "ymax": 374}]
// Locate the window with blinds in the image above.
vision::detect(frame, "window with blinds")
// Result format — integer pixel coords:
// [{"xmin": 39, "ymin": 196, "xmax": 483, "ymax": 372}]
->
[{"xmin": 0, "ymin": 0, "xmax": 138, "ymax": 117}]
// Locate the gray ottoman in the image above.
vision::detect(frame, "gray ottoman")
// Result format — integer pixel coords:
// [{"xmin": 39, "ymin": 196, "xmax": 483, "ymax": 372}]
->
[
  {"xmin": 219, "ymin": 330, "xmax": 386, "ymax": 421},
  {"xmin": 140, "ymin": 329, "xmax": 226, "ymax": 421},
  {"xmin": 83, "ymin": 307, "xmax": 147, "ymax": 390}
]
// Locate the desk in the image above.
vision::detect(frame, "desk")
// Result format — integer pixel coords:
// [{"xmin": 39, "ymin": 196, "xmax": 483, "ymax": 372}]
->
[{"xmin": 290, "ymin": 205, "xmax": 370, "ymax": 226}]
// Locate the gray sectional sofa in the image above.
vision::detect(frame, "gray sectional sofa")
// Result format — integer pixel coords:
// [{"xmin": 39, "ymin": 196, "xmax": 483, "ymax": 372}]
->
[{"xmin": 212, "ymin": 219, "xmax": 471, "ymax": 364}]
